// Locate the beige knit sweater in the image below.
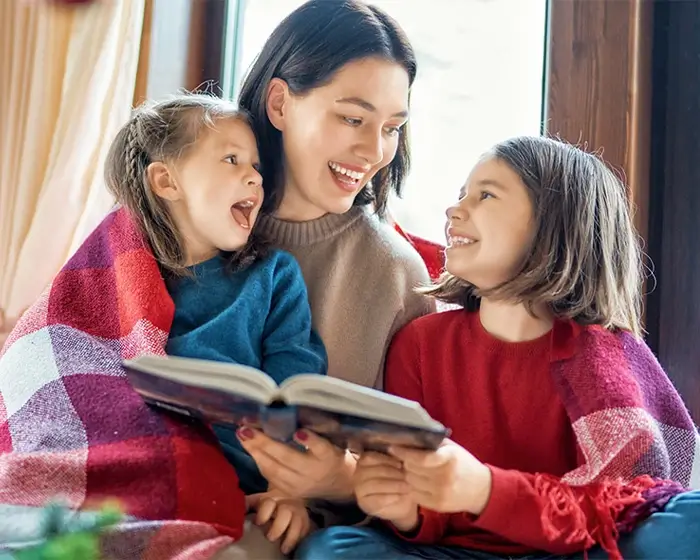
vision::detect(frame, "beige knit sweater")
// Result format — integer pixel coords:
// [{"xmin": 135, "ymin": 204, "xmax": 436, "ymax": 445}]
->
[{"xmin": 257, "ymin": 206, "xmax": 435, "ymax": 390}]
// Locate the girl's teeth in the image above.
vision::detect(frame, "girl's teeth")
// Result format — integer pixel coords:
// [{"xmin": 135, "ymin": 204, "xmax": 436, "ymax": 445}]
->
[
  {"xmin": 329, "ymin": 162, "xmax": 365, "ymax": 180},
  {"xmin": 450, "ymin": 236, "xmax": 476, "ymax": 246}
]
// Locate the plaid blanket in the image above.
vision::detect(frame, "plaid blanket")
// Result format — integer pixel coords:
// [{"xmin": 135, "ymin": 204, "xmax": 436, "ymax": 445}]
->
[
  {"xmin": 550, "ymin": 320, "xmax": 699, "ymax": 489},
  {"xmin": 0, "ymin": 208, "xmax": 245, "ymax": 558},
  {"xmin": 533, "ymin": 320, "xmax": 700, "ymax": 558}
]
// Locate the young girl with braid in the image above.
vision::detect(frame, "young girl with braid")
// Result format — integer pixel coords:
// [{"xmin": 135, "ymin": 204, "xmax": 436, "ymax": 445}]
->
[{"xmin": 105, "ymin": 93, "xmax": 327, "ymax": 554}]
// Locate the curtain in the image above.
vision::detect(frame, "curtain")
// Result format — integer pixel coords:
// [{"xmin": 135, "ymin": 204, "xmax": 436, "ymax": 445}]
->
[{"xmin": 0, "ymin": 0, "xmax": 146, "ymax": 317}]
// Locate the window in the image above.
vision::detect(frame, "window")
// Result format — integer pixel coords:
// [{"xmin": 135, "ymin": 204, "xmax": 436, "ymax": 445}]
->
[{"xmin": 223, "ymin": 0, "xmax": 548, "ymax": 242}]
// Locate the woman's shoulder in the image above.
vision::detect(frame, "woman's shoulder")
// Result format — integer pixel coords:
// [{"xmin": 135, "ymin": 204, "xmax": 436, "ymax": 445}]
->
[{"xmin": 354, "ymin": 210, "xmax": 431, "ymax": 277}]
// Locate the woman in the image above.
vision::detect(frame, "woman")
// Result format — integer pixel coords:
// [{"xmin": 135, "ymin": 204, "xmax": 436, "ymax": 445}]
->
[{"xmin": 226, "ymin": 0, "xmax": 434, "ymax": 554}]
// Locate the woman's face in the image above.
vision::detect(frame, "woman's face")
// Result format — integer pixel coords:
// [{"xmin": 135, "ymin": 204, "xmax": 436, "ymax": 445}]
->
[{"xmin": 267, "ymin": 57, "xmax": 410, "ymax": 221}]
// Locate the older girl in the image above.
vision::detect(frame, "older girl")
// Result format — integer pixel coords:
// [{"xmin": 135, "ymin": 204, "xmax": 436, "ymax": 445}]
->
[{"xmin": 297, "ymin": 136, "xmax": 700, "ymax": 560}]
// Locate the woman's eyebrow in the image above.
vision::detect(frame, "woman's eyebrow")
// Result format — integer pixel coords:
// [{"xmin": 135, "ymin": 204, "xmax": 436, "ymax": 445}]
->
[{"xmin": 336, "ymin": 97, "xmax": 409, "ymax": 118}]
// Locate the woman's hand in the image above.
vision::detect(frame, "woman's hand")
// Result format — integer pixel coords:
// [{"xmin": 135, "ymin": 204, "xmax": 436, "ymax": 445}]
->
[
  {"xmin": 353, "ymin": 452, "xmax": 419, "ymax": 532},
  {"xmin": 390, "ymin": 439, "xmax": 493, "ymax": 516},
  {"xmin": 237, "ymin": 427, "xmax": 356, "ymax": 500},
  {"xmin": 246, "ymin": 491, "xmax": 314, "ymax": 555}
]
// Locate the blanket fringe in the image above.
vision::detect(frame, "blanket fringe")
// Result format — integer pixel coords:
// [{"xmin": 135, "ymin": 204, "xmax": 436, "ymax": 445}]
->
[{"xmin": 535, "ymin": 474, "xmax": 669, "ymax": 560}]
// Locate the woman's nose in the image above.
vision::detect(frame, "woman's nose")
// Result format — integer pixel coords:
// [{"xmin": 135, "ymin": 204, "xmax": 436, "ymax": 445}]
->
[{"xmin": 355, "ymin": 129, "xmax": 383, "ymax": 166}]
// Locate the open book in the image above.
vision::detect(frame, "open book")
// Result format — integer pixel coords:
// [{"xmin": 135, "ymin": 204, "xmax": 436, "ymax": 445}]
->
[{"xmin": 123, "ymin": 355, "xmax": 448, "ymax": 453}]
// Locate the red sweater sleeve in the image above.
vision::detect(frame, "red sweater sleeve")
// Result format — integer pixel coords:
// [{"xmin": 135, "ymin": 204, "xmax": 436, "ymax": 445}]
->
[
  {"xmin": 384, "ymin": 321, "xmax": 425, "ymax": 420},
  {"xmin": 391, "ymin": 464, "xmax": 621, "ymax": 554},
  {"xmin": 474, "ymin": 466, "xmax": 601, "ymax": 555},
  {"xmin": 384, "ymin": 324, "xmax": 453, "ymax": 542}
]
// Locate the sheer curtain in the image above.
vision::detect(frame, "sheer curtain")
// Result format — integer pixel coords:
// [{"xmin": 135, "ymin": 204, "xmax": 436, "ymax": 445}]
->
[{"xmin": 0, "ymin": 0, "xmax": 146, "ymax": 317}]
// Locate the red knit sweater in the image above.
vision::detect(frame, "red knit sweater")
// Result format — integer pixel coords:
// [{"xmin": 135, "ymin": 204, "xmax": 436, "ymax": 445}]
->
[{"xmin": 385, "ymin": 309, "xmax": 599, "ymax": 556}]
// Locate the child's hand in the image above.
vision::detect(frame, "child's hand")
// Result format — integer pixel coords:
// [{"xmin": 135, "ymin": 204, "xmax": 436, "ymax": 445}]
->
[
  {"xmin": 245, "ymin": 491, "xmax": 313, "ymax": 555},
  {"xmin": 353, "ymin": 452, "xmax": 419, "ymax": 532},
  {"xmin": 390, "ymin": 439, "xmax": 492, "ymax": 516}
]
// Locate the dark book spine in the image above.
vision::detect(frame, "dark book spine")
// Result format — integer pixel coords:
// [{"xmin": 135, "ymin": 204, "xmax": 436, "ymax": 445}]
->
[{"xmin": 260, "ymin": 405, "xmax": 299, "ymax": 442}]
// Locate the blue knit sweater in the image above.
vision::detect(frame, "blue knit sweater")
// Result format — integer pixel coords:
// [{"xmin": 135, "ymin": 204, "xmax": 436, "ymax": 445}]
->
[{"xmin": 166, "ymin": 250, "xmax": 327, "ymax": 493}]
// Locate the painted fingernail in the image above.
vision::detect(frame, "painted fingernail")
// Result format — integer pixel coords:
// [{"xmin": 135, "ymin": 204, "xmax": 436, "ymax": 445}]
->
[
  {"xmin": 237, "ymin": 427, "xmax": 255, "ymax": 440},
  {"xmin": 295, "ymin": 429, "xmax": 308, "ymax": 442}
]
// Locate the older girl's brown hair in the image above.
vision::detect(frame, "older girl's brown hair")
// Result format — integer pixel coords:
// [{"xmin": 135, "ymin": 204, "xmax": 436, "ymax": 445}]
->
[
  {"xmin": 424, "ymin": 136, "xmax": 644, "ymax": 337},
  {"xmin": 105, "ymin": 93, "xmax": 266, "ymax": 276}
]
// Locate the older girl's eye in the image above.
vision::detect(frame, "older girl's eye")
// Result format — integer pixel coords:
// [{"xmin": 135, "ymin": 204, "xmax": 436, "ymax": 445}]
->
[
  {"xmin": 384, "ymin": 125, "xmax": 401, "ymax": 137},
  {"xmin": 224, "ymin": 155, "xmax": 238, "ymax": 165},
  {"xmin": 342, "ymin": 116, "xmax": 362, "ymax": 126},
  {"xmin": 479, "ymin": 191, "xmax": 494, "ymax": 201}
]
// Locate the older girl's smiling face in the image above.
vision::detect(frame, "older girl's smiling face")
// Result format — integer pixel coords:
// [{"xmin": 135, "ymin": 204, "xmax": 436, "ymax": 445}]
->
[
  {"xmin": 267, "ymin": 57, "xmax": 410, "ymax": 221},
  {"xmin": 444, "ymin": 157, "xmax": 536, "ymax": 290}
]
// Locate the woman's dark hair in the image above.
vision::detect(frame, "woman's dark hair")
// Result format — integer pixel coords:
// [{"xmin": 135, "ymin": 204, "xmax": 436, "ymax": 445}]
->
[
  {"xmin": 238, "ymin": 0, "xmax": 417, "ymax": 217},
  {"xmin": 424, "ymin": 136, "xmax": 644, "ymax": 337}
]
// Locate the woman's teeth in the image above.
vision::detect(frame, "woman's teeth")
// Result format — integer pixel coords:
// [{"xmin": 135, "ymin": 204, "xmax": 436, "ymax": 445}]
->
[
  {"xmin": 449, "ymin": 236, "xmax": 476, "ymax": 247},
  {"xmin": 329, "ymin": 161, "xmax": 365, "ymax": 183}
]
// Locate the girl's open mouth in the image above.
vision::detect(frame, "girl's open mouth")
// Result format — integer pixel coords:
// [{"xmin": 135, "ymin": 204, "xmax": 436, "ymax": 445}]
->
[{"xmin": 231, "ymin": 197, "xmax": 259, "ymax": 229}]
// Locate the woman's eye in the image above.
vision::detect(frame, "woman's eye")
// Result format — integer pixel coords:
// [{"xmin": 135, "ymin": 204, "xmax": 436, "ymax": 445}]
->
[
  {"xmin": 384, "ymin": 126, "xmax": 401, "ymax": 137},
  {"xmin": 224, "ymin": 155, "xmax": 238, "ymax": 165},
  {"xmin": 342, "ymin": 117, "xmax": 362, "ymax": 126}
]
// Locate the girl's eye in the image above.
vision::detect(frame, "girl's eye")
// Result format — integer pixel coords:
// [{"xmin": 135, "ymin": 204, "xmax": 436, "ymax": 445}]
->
[
  {"xmin": 342, "ymin": 117, "xmax": 362, "ymax": 126},
  {"xmin": 253, "ymin": 162, "xmax": 261, "ymax": 172},
  {"xmin": 384, "ymin": 126, "xmax": 401, "ymax": 137},
  {"xmin": 224, "ymin": 155, "xmax": 238, "ymax": 165},
  {"xmin": 479, "ymin": 191, "xmax": 494, "ymax": 201}
]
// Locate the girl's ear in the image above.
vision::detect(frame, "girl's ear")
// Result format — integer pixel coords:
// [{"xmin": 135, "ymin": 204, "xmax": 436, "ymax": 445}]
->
[
  {"xmin": 147, "ymin": 162, "xmax": 181, "ymax": 202},
  {"xmin": 266, "ymin": 78, "xmax": 290, "ymax": 132}
]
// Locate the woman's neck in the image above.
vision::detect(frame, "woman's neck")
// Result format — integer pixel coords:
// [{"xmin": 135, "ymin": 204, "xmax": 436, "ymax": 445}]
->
[
  {"xmin": 274, "ymin": 182, "xmax": 326, "ymax": 222},
  {"xmin": 478, "ymin": 298, "xmax": 554, "ymax": 342}
]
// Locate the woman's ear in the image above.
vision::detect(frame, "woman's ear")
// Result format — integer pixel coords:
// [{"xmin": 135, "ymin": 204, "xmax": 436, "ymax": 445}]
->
[
  {"xmin": 266, "ymin": 78, "xmax": 289, "ymax": 132},
  {"xmin": 147, "ymin": 162, "xmax": 181, "ymax": 202}
]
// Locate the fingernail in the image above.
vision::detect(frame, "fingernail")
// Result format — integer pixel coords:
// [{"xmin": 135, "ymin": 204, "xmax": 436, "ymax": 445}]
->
[
  {"xmin": 295, "ymin": 429, "xmax": 308, "ymax": 442},
  {"xmin": 237, "ymin": 427, "xmax": 255, "ymax": 441}
]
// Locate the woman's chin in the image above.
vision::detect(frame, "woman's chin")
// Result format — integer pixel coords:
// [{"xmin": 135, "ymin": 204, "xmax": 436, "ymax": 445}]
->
[{"xmin": 316, "ymin": 196, "xmax": 357, "ymax": 216}]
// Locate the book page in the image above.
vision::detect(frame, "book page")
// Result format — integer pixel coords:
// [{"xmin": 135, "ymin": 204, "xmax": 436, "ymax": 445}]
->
[
  {"xmin": 124, "ymin": 355, "xmax": 279, "ymax": 403},
  {"xmin": 279, "ymin": 375, "xmax": 445, "ymax": 432}
]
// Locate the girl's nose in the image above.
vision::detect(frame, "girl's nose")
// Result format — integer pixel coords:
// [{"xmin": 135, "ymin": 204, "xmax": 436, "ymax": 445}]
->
[
  {"xmin": 446, "ymin": 203, "xmax": 466, "ymax": 221},
  {"xmin": 246, "ymin": 166, "xmax": 262, "ymax": 188}
]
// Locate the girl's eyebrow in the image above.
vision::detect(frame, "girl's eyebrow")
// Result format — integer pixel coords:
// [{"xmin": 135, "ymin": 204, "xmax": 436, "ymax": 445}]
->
[
  {"xmin": 476, "ymin": 179, "xmax": 508, "ymax": 192},
  {"xmin": 220, "ymin": 142, "xmax": 247, "ymax": 152}
]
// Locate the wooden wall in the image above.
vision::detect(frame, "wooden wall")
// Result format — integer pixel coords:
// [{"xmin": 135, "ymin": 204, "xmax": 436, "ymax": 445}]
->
[
  {"xmin": 546, "ymin": 0, "xmax": 700, "ymax": 422},
  {"xmin": 545, "ymin": 0, "xmax": 653, "ymax": 245}
]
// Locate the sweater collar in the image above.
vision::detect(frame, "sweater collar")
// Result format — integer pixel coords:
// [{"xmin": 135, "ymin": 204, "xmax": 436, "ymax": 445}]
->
[{"xmin": 255, "ymin": 206, "xmax": 367, "ymax": 246}]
